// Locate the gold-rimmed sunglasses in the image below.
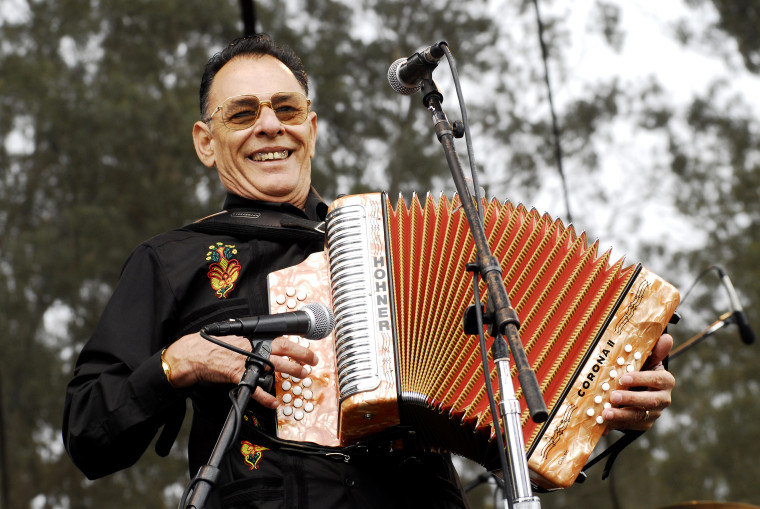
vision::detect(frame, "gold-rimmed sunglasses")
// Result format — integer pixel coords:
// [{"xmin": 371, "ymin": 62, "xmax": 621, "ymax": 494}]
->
[{"xmin": 204, "ymin": 91, "xmax": 311, "ymax": 130}]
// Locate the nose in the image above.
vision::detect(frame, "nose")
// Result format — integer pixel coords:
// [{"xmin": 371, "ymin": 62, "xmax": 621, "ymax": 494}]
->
[{"xmin": 254, "ymin": 101, "xmax": 284, "ymax": 136}]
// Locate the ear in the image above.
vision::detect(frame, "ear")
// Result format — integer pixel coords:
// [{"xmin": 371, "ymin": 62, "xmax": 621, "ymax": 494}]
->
[
  {"xmin": 192, "ymin": 121, "xmax": 216, "ymax": 168},
  {"xmin": 307, "ymin": 111, "xmax": 318, "ymax": 158}
]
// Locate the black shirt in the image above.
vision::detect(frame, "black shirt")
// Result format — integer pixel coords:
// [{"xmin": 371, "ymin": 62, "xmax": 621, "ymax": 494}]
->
[{"xmin": 62, "ymin": 190, "xmax": 467, "ymax": 508}]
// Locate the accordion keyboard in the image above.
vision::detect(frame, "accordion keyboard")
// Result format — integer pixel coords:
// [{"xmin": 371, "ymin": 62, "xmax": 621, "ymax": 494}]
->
[{"xmin": 326, "ymin": 203, "xmax": 382, "ymax": 398}]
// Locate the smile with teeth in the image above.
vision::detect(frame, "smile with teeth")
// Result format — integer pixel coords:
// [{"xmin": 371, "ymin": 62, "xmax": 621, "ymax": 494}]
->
[{"xmin": 251, "ymin": 150, "xmax": 289, "ymax": 162}]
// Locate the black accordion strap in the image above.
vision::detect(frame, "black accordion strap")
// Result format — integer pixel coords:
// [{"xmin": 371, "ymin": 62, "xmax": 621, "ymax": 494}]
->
[
  {"xmin": 242, "ymin": 419, "xmax": 415, "ymax": 462},
  {"xmin": 576, "ymin": 429, "xmax": 644, "ymax": 484},
  {"xmin": 183, "ymin": 208, "xmax": 326, "ymax": 243}
]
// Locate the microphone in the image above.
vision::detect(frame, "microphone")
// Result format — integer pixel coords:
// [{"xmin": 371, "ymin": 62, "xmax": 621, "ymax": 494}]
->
[
  {"xmin": 387, "ymin": 41, "xmax": 447, "ymax": 95},
  {"xmin": 715, "ymin": 265, "xmax": 755, "ymax": 345},
  {"xmin": 201, "ymin": 302, "xmax": 335, "ymax": 340}
]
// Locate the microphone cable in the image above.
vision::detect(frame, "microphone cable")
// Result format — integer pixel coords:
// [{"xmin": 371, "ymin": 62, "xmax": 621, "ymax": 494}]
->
[{"xmin": 439, "ymin": 43, "xmax": 485, "ymax": 220}]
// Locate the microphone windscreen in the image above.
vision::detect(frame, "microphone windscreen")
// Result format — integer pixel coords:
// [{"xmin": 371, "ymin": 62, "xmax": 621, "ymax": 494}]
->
[
  {"xmin": 387, "ymin": 58, "xmax": 421, "ymax": 95},
  {"xmin": 302, "ymin": 302, "xmax": 335, "ymax": 339},
  {"xmin": 734, "ymin": 311, "xmax": 756, "ymax": 345}
]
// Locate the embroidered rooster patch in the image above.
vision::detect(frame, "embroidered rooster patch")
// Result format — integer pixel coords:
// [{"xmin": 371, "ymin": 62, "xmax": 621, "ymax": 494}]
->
[
  {"xmin": 240, "ymin": 441, "xmax": 268, "ymax": 470},
  {"xmin": 206, "ymin": 243, "xmax": 241, "ymax": 298}
]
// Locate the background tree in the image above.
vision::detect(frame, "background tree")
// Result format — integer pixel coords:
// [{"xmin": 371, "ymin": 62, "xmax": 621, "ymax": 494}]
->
[
  {"xmin": 1, "ymin": 0, "xmax": 758, "ymax": 507},
  {"xmin": 0, "ymin": 1, "xmax": 240, "ymax": 507},
  {"xmin": 526, "ymin": 1, "xmax": 760, "ymax": 507}
]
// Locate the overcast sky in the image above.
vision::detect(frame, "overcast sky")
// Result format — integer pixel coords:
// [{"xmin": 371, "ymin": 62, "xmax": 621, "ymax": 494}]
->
[{"xmin": 498, "ymin": 0, "xmax": 759, "ymax": 267}]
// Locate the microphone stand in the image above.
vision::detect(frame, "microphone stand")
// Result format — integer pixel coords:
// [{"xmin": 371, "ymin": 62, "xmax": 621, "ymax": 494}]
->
[
  {"xmin": 494, "ymin": 333, "xmax": 540, "ymax": 506},
  {"xmin": 417, "ymin": 75, "xmax": 546, "ymax": 508},
  {"xmin": 181, "ymin": 341, "xmax": 274, "ymax": 509}
]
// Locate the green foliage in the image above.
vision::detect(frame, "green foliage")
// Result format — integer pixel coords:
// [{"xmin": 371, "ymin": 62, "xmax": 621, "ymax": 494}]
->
[{"xmin": 0, "ymin": 1, "xmax": 240, "ymax": 507}]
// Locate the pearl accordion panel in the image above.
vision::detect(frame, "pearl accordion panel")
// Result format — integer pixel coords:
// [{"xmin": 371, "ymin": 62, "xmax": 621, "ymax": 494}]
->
[{"xmin": 267, "ymin": 192, "xmax": 680, "ymax": 490}]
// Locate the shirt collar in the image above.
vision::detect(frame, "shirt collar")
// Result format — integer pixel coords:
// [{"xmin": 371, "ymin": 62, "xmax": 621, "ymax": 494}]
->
[{"xmin": 222, "ymin": 187, "xmax": 328, "ymax": 222}]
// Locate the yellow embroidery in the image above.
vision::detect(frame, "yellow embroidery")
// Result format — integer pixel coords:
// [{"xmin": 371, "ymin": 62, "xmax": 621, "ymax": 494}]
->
[
  {"xmin": 206, "ymin": 243, "xmax": 241, "ymax": 298},
  {"xmin": 240, "ymin": 440, "xmax": 268, "ymax": 470}
]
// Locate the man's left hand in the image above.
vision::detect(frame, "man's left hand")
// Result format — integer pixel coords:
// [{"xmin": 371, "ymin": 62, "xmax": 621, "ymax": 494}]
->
[{"xmin": 601, "ymin": 333, "xmax": 675, "ymax": 431}]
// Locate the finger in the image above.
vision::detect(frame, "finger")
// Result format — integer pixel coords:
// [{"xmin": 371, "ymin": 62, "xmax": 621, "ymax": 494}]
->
[
  {"xmin": 271, "ymin": 337, "xmax": 319, "ymax": 366},
  {"xmin": 617, "ymin": 368, "xmax": 676, "ymax": 392},
  {"xmin": 610, "ymin": 383, "xmax": 672, "ymax": 411},
  {"xmin": 643, "ymin": 333, "xmax": 673, "ymax": 370},
  {"xmin": 603, "ymin": 406, "xmax": 657, "ymax": 431},
  {"xmin": 269, "ymin": 355, "xmax": 315, "ymax": 379},
  {"xmin": 251, "ymin": 386, "xmax": 278, "ymax": 409}
]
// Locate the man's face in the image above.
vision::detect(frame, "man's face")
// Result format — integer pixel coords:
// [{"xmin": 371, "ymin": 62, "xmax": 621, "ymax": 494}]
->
[{"xmin": 194, "ymin": 55, "xmax": 317, "ymax": 208}]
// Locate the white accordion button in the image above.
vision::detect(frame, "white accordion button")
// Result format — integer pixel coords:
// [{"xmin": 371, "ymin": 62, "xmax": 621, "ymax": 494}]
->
[
  {"xmin": 594, "ymin": 395, "xmax": 603, "ymax": 404},
  {"xmin": 602, "ymin": 382, "xmax": 610, "ymax": 391},
  {"xmin": 282, "ymin": 381, "xmax": 292, "ymax": 391},
  {"xmin": 297, "ymin": 290, "xmax": 307, "ymax": 301},
  {"xmin": 624, "ymin": 344, "xmax": 633, "ymax": 353},
  {"xmin": 293, "ymin": 398, "xmax": 303, "ymax": 408},
  {"xmin": 586, "ymin": 408, "xmax": 595, "ymax": 417},
  {"xmin": 634, "ymin": 352, "xmax": 642, "ymax": 360},
  {"xmin": 304, "ymin": 365, "xmax": 312, "ymax": 374},
  {"xmin": 294, "ymin": 410, "xmax": 304, "ymax": 421},
  {"xmin": 304, "ymin": 402, "xmax": 314, "ymax": 413},
  {"xmin": 626, "ymin": 364, "xmax": 635, "ymax": 372},
  {"xmin": 282, "ymin": 393, "xmax": 292, "ymax": 404},
  {"xmin": 596, "ymin": 415, "xmax": 605, "ymax": 424},
  {"xmin": 604, "ymin": 402, "xmax": 612, "ymax": 409},
  {"xmin": 302, "ymin": 378, "xmax": 313, "ymax": 388},
  {"xmin": 303, "ymin": 389, "xmax": 313, "ymax": 400},
  {"xmin": 610, "ymin": 369, "xmax": 618, "ymax": 379},
  {"xmin": 617, "ymin": 357, "xmax": 625, "ymax": 366},
  {"xmin": 276, "ymin": 295, "xmax": 286, "ymax": 305},
  {"xmin": 291, "ymin": 377, "xmax": 301, "ymax": 383},
  {"xmin": 286, "ymin": 298, "xmax": 297, "ymax": 309},
  {"xmin": 283, "ymin": 406, "xmax": 293, "ymax": 416},
  {"xmin": 292, "ymin": 386, "xmax": 303, "ymax": 396},
  {"xmin": 286, "ymin": 287, "xmax": 296, "ymax": 297}
]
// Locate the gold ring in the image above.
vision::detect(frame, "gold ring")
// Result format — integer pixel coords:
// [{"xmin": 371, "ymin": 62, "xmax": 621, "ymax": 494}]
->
[{"xmin": 645, "ymin": 410, "xmax": 650, "ymax": 420}]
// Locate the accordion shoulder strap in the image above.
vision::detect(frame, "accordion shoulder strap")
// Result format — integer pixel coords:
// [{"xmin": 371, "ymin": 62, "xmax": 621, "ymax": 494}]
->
[
  {"xmin": 183, "ymin": 208, "xmax": 326, "ymax": 242},
  {"xmin": 242, "ymin": 419, "xmax": 416, "ymax": 462},
  {"xmin": 576, "ymin": 429, "xmax": 644, "ymax": 484}
]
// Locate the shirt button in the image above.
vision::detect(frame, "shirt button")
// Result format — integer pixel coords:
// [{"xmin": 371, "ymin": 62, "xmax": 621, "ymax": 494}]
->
[{"xmin": 344, "ymin": 477, "xmax": 356, "ymax": 487}]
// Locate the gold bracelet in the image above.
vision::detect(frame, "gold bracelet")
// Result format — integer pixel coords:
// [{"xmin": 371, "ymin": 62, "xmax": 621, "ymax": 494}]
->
[{"xmin": 160, "ymin": 348, "xmax": 173, "ymax": 385}]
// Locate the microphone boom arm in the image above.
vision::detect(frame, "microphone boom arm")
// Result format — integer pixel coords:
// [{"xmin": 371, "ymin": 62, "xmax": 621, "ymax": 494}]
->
[{"xmin": 670, "ymin": 311, "xmax": 734, "ymax": 360}]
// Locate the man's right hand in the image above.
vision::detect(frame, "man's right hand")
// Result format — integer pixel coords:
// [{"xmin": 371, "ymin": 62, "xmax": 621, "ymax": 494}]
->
[{"xmin": 162, "ymin": 333, "xmax": 319, "ymax": 408}]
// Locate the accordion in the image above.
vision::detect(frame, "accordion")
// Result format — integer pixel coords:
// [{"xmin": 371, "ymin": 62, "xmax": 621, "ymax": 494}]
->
[{"xmin": 267, "ymin": 192, "xmax": 679, "ymax": 490}]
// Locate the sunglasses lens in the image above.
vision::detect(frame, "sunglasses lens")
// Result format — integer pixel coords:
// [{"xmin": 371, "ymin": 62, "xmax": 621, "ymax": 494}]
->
[
  {"xmin": 271, "ymin": 92, "xmax": 310, "ymax": 125},
  {"xmin": 221, "ymin": 96, "xmax": 261, "ymax": 129}
]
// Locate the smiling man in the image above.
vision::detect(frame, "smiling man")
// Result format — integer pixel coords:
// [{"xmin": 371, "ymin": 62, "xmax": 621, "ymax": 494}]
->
[
  {"xmin": 192, "ymin": 54, "xmax": 317, "ymax": 209},
  {"xmin": 62, "ymin": 34, "xmax": 674, "ymax": 508},
  {"xmin": 62, "ymin": 35, "xmax": 473, "ymax": 508}
]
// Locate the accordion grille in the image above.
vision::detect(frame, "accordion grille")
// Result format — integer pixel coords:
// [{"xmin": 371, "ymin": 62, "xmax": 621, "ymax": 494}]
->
[{"xmin": 385, "ymin": 193, "xmax": 636, "ymax": 448}]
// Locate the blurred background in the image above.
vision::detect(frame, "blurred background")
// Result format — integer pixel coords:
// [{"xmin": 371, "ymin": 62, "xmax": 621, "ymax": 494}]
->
[{"xmin": 1, "ymin": 0, "xmax": 758, "ymax": 507}]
